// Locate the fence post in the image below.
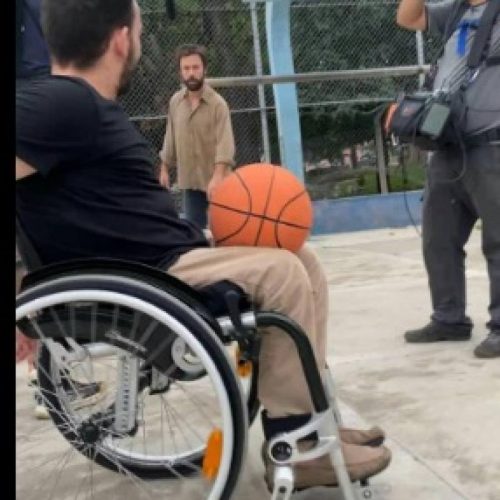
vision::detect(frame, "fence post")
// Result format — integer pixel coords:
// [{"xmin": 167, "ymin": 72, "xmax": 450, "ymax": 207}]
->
[
  {"xmin": 374, "ymin": 109, "xmax": 389, "ymax": 194},
  {"xmin": 416, "ymin": 31, "xmax": 425, "ymax": 88},
  {"xmin": 249, "ymin": 1, "xmax": 271, "ymax": 163}
]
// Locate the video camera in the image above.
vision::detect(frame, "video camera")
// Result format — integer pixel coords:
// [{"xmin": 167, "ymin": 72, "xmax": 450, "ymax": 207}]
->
[{"xmin": 385, "ymin": 90, "xmax": 458, "ymax": 151}]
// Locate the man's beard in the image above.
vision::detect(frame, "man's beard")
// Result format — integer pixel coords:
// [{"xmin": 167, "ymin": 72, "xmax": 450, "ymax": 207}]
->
[
  {"xmin": 183, "ymin": 76, "xmax": 204, "ymax": 92},
  {"xmin": 117, "ymin": 45, "xmax": 139, "ymax": 97}
]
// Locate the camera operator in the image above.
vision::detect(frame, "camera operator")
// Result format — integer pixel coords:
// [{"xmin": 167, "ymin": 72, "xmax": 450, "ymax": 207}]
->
[{"xmin": 396, "ymin": 0, "xmax": 500, "ymax": 358}]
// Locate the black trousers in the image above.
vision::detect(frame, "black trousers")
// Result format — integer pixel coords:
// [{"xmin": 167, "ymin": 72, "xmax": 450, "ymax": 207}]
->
[{"xmin": 422, "ymin": 143, "xmax": 500, "ymax": 328}]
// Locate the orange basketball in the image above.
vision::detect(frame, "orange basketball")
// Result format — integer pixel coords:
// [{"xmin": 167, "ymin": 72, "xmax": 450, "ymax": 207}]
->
[{"xmin": 208, "ymin": 163, "xmax": 313, "ymax": 252}]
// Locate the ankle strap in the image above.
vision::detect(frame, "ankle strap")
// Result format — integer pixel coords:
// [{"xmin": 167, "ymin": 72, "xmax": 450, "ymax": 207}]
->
[{"xmin": 261, "ymin": 410, "xmax": 317, "ymax": 441}]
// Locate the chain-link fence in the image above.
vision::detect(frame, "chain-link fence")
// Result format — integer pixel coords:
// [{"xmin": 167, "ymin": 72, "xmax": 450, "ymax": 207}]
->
[{"xmin": 124, "ymin": 0, "xmax": 444, "ymax": 202}]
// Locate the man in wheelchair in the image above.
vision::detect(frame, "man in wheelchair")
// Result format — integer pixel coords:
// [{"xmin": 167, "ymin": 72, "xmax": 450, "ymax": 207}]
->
[{"xmin": 15, "ymin": 0, "xmax": 391, "ymax": 496}]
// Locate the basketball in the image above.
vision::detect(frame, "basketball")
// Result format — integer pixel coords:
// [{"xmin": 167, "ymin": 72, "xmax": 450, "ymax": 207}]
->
[{"xmin": 208, "ymin": 163, "xmax": 313, "ymax": 252}]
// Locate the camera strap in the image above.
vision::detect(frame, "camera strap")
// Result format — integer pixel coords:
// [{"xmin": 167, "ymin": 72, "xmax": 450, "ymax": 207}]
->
[
  {"xmin": 466, "ymin": 0, "xmax": 500, "ymax": 70},
  {"xmin": 443, "ymin": 0, "xmax": 470, "ymax": 46},
  {"xmin": 424, "ymin": 0, "xmax": 499, "ymax": 89},
  {"xmin": 423, "ymin": 0, "xmax": 469, "ymax": 89}
]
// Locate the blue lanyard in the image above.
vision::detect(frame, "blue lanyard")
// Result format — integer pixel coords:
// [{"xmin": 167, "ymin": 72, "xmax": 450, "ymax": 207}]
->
[{"xmin": 456, "ymin": 19, "xmax": 481, "ymax": 57}]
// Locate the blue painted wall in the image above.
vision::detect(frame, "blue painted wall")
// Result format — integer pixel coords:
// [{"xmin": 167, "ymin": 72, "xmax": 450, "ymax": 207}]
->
[{"xmin": 311, "ymin": 190, "xmax": 423, "ymax": 235}]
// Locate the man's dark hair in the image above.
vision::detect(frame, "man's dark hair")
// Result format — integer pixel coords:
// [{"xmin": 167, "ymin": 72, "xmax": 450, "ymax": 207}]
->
[
  {"xmin": 41, "ymin": 0, "xmax": 134, "ymax": 69},
  {"xmin": 175, "ymin": 44, "xmax": 208, "ymax": 69}
]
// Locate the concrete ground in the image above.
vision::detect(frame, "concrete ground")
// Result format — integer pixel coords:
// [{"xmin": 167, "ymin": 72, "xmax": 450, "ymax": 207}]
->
[{"xmin": 16, "ymin": 225, "xmax": 500, "ymax": 500}]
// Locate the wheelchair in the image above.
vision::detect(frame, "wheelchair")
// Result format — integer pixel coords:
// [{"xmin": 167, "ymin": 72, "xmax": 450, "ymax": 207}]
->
[{"xmin": 16, "ymin": 217, "xmax": 373, "ymax": 500}]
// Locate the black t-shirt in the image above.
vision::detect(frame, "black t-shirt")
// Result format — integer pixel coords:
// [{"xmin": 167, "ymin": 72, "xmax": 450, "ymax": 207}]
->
[{"xmin": 16, "ymin": 75, "xmax": 209, "ymax": 269}]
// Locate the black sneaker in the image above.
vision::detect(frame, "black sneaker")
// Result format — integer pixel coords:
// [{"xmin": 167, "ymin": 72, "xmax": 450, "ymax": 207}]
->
[
  {"xmin": 404, "ymin": 320, "xmax": 472, "ymax": 343},
  {"xmin": 473, "ymin": 331, "xmax": 500, "ymax": 358}
]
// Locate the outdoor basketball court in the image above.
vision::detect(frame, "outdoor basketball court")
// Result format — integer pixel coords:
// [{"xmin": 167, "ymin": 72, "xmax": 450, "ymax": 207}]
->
[{"xmin": 16, "ymin": 225, "xmax": 500, "ymax": 500}]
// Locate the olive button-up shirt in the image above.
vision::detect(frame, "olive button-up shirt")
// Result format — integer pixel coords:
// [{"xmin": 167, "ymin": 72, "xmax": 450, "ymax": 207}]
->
[{"xmin": 159, "ymin": 84, "xmax": 235, "ymax": 191}]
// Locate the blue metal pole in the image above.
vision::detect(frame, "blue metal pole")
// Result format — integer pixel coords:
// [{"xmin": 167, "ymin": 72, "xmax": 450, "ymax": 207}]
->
[{"xmin": 265, "ymin": 0, "xmax": 304, "ymax": 182}]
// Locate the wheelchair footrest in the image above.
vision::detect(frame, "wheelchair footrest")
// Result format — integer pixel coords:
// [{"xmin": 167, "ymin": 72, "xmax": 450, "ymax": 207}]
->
[{"xmin": 271, "ymin": 466, "xmax": 294, "ymax": 500}]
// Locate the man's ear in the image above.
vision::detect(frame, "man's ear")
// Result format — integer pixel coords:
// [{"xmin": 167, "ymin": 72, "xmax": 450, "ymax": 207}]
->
[{"xmin": 111, "ymin": 25, "xmax": 131, "ymax": 59}]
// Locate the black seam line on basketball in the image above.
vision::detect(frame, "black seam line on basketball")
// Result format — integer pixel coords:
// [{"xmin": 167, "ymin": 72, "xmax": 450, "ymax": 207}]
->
[
  {"xmin": 253, "ymin": 167, "xmax": 274, "ymax": 246},
  {"xmin": 215, "ymin": 171, "xmax": 253, "ymax": 244},
  {"xmin": 275, "ymin": 189, "xmax": 310, "ymax": 248},
  {"xmin": 254, "ymin": 166, "xmax": 276, "ymax": 246},
  {"xmin": 209, "ymin": 202, "xmax": 310, "ymax": 230}
]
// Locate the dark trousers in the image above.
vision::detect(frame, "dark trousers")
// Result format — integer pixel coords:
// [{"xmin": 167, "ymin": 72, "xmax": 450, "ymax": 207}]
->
[
  {"xmin": 182, "ymin": 189, "xmax": 208, "ymax": 229},
  {"xmin": 422, "ymin": 143, "xmax": 500, "ymax": 328}
]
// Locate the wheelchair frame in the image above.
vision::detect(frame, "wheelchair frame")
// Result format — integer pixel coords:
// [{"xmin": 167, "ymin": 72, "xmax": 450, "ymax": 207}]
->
[{"xmin": 16, "ymin": 218, "xmax": 372, "ymax": 500}]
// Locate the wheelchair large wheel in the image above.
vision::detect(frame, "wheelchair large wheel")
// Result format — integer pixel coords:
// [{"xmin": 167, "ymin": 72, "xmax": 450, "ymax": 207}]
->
[
  {"xmin": 35, "ymin": 340, "xmax": 259, "ymax": 477},
  {"xmin": 16, "ymin": 275, "xmax": 248, "ymax": 500}
]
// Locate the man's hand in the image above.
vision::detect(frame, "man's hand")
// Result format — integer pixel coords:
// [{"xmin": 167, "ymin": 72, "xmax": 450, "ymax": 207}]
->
[
  {"xmin": 16, "ymin": 157, "xmax": 37, "ymax": 180},
  {"xmin": 207, "ymin": 164, "xmax": 230, "ymax": 200},
  {"xmin": 158, "ymin": 162, "xmax": 170, "ymax": 189}
]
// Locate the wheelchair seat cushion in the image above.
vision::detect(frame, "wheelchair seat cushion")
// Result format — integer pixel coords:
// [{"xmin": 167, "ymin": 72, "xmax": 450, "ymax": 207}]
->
[{"xmin": 196, "ymin": 280, "xmax": 252, "ymax": 318}]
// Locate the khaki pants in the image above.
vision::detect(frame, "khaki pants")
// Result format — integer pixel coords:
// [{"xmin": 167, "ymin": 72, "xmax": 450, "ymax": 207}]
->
[{"xmin": 168, "ymin": 244, "xmax": 328, "ymax": 417}]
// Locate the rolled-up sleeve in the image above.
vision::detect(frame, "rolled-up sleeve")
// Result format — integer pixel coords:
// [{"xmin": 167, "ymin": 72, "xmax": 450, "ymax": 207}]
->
[
  {"xmin": 159, "ymin": 109, "xmax": 177, "ymax": 166},
  {"xmin": 214, "ymin": 102, "xmax": 235, "ymax": 167}
]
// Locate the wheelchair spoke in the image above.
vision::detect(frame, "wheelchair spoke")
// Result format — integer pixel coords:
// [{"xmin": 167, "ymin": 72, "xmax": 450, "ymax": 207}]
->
[
  {"xmin": 82, "ymin": 446, "xmax": 99, "ymax": 500},
  {"xmin": 128, "ymin": 310, "xmax": 142, "ymax": 341},
  {"xmin": 135, "ymin": 317, "xmax": 159, "ymax": 348},
  {"xmin": 171, "ymin": 380, "xmax": 220, "ymax": 427},
  {"xmin": 95, "ymin": 447, "xmax": 160, "ymax": 498},
  {"xmin": 159, "ymin": 392, "xmax": 180, "ymax": 456},
  {"xmin": 162, "ymin": 396, "xmax": 198, "ymax": 456},
  {"xmin": 45, "ymin": 444, "xmax": 79, "ymax": 500},
  {"xmin": 49, "ymin": 306, "xmax": 70, "ymax": 338},
  {"xmin": 159, "ymin": 390, "xmax": 206, "ymax": 448},
  {"xmin": 110, "ymin": 305, "xmax": 120, "ymax": 333},
  {"xmin": 90, "ymin": 303, "xmax": 98, "ymax": 346},
  {"xmin": 141, "ymin": 334, "xmax": 175, "ymax": 370}
]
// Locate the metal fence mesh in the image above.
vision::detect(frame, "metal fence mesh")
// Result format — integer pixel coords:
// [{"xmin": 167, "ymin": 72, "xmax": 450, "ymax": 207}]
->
[{"xmin": 124, "ymin": 0, "xmax": 443, "ymax": 201}]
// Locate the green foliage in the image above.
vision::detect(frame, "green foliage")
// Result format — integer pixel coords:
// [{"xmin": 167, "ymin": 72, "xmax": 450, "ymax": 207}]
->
[
  {"xmin": 291, "ymin": 2, "xmax": 420, "ymax": 102},
  {"xmin": 305, "ymin": 167, "xmax": 379, "ymax": 200},
  {"xmin": 388, "ymin": 161, "xmax": 426, "ymax": 191},
  {"xmin": 122, "ymin": 1, "xmax": 257, "ymax": 117},
  {"xmin": 305, "ymin": 161, "xmax": 425, "ymax": 201},
  {"xmin": 128, "ymin": 1, "xmax": 431, "ymax": 195},
  {"xmin": 128, "ymin": 1, "xmax": 423, "ymax": 119},
  {"xmin": 300, "ymin": 103, "xmax": 380, "ymax": 160}
]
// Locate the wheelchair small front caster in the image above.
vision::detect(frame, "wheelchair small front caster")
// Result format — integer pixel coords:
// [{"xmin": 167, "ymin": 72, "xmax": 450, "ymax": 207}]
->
[
  {"xmin": 362, "ymin": 487, "xmax": 373, "ymax": 499},
  {"xmin": 271, "ymin": 466, "xmax": 294, "ymax": 500},
  {"xmin": 360, "ymin": 478, "xmax": 373, "ymax": 498}
]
